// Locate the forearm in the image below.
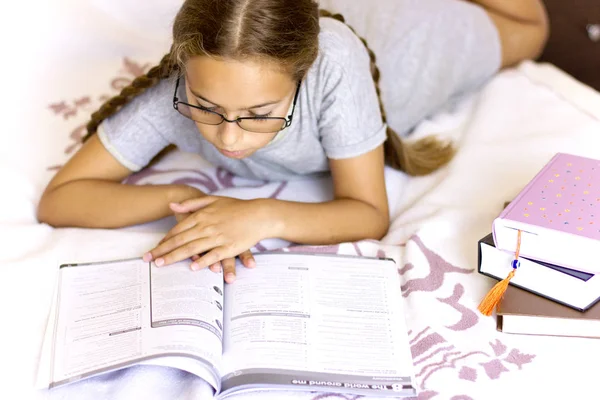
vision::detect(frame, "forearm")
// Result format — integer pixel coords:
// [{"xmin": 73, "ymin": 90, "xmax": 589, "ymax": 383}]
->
[
  {"xmin": 37, "ymin": 181, "xmax": 203, "ymax": 228},
  {"xmin": 265, "ymin": 198, "xmax": 389, "ymax": 245},
  {"xmin": 467, "ymin": 0, "xmax": 547, "ymax": 25}
]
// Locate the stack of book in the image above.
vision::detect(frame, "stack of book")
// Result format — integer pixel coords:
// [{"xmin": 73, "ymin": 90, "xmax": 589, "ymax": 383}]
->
[{"xmin": 477, "ymin": 152, "xmax": 600, "ymax": 339}]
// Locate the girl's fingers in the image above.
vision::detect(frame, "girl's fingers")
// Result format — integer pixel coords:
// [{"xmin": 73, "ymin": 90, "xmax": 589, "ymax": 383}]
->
[
  {"xmin": 209, "ymin": 262, "xmax": 222, "ymax": 273},
  {"xmin": 146, "ymin": 225, "xmax": 213, "ymax": 261},
  {"xmin": 221, "ymin": 257, "xmax": 237, "ymax": 283},
  {"xmin": 159, "ymin": 212, "xmax": 191, "ymax": 245},
  {"xmin": 160, "ymin": 218, "xmax": 200, "ymax": 246},
  {"xmin": 239, "ymin": 250, "xmax": 256, "ymax": 268},
  {"xmin": 191, "ymin": 247, "xmax": 229, "ymax": 274},
  {"xmin": 191, "ymin": 255, "xmax": 200, "ymax": 261},
  {"xmin": 152, "ymin": 237, "xmax": 221, "ymax": 267},
  {"xmin": 170, "ymin": 196, "xmax": 217, "ymax": 213},
  {"xmin": 163, "ymin": 197, "xmax": 221, "ymax": 242}
]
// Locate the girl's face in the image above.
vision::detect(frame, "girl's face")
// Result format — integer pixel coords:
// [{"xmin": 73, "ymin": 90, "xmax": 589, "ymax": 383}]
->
[{"xmin": 184, "ymin": 56, "xmax": 298, "ymax": 159}]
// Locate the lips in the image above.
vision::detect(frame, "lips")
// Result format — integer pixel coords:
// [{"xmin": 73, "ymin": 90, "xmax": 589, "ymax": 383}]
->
[{"xmin": 219, "ymin": 148, "xmax": 249, "ymax": 159}]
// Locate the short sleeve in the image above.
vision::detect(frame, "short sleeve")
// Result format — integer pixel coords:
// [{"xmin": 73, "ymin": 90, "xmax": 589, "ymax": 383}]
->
[
  {"xmin": 316, "ymin": 19, "xmax": 387, "ymax": 160},
  {"xmin": 96, "ymin": 80, "xmax": 172, "ymax": 171}
]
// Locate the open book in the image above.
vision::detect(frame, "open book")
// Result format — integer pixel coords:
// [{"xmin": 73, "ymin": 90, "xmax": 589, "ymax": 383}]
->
[{"xmin": 36, "ymin": 252, "xmax": 417, "ymax": 398}]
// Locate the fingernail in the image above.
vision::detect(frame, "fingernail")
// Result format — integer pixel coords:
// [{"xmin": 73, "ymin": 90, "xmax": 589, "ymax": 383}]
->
[
  {"xmin": 247, "ymin": 259, "xmax": 256, "ymax": 268},
  {"xmin": 225, "ymin": 273, "xmax": 235, "ymax": 282},
  {"xmin": 155, "ymin": 258, "xmax": 164, "ymax": 267},
  {"xmin": 143, "ymin": 253, "xmax": 152, "ymax": 262},
  {"xmin": 190, "ymin": 262, "xmax": 199, "ymax": 271}
]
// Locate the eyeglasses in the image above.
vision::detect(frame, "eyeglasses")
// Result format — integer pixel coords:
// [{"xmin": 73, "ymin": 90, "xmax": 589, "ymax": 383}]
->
[{"xmin": 172, "ymin": 76, "xmax": 301, "ymax": 134}]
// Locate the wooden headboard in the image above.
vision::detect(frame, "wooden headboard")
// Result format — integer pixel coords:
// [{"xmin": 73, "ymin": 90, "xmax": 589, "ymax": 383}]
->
[{"xmin": 538, "ymin": 0, "xmax": 600, "ymax": 91}]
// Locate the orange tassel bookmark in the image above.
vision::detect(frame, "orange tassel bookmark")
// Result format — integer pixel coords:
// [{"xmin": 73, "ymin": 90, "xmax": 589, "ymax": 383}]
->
[
  {"xmin": 478, "ymin": 230, "xmax": 522, "ymax": 316},
  {"xmin": 477, "ymin": 269, "xmax": 516, "ymax": 316}
]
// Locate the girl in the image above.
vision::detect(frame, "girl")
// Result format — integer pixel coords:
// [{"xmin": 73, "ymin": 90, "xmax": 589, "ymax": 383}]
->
[{"xmin": 37, "ymin": 0, "xmax": 548, "ymax": 282}]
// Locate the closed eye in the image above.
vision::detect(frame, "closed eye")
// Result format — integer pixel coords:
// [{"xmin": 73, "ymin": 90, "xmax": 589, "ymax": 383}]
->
[
  {"xmin": 189, "ymin": 96, "xmax": 219, "ymax": 112},
  {"xmin": 197, "ymin": 104, "xmax": 218, "ymax": 112},
  {"xmin": 249, "ymin": 111, "xmax": 273, "ymax": 119}
]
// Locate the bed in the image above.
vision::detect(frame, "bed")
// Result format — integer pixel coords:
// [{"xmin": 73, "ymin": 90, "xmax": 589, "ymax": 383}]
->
[{"xmin": 3, "ymin": 1, "xmax": 600, "ymax": 399}]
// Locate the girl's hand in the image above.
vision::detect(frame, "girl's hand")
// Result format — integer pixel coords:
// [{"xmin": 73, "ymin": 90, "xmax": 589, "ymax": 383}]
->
[
  {"xmin": 144, "ymin": 196, "xmax": 272, "ymax": 281},
  {"xmin": 168, "ymin": 201, "xmax": 258, "ymax": 282},
  {"xmin": 197, "ymin": 250, "xmax": 256, "ymax": 283},
  {"xmin": 172, "ymin": 205, "xmax": 226, "ymax": 273}
]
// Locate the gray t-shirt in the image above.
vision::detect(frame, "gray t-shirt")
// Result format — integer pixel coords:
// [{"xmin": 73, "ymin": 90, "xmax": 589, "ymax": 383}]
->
[{"xmin": 98, "ymin": 0, "xmax": 500, "ymax": 181}]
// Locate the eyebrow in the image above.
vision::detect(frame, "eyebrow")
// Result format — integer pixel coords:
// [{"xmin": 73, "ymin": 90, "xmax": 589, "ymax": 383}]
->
[{"xmin": 188, "ymin": 87, "xmax": 281, "ymax": 110}]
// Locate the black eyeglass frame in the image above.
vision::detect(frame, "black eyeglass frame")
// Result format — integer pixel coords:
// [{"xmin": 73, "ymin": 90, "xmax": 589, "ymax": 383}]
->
[{"xmin": 172, "ymin": 76, "xmax": 301, "ymax": 133}]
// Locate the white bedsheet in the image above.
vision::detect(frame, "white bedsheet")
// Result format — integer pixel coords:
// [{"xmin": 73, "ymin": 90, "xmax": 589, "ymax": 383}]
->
[{"xmin": 3, "ymin": 1, "xmax": 600, "ymax": 399}]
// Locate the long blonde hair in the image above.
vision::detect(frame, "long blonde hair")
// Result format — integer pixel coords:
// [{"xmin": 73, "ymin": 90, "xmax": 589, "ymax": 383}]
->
[{"xmin": 84, "ymin": 0, "xmax": 455, "ymax": 176}]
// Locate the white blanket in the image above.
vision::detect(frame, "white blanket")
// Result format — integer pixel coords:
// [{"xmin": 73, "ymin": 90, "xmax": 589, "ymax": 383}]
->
[{"xmin": 3, "ymin": 1, "xmax": 600, "ymax": 399}]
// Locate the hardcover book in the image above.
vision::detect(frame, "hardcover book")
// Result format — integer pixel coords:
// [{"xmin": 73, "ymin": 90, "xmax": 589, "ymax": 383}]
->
[{"xmin": 492, "ymin": 153, "xmax": 600, "ymax": 273}]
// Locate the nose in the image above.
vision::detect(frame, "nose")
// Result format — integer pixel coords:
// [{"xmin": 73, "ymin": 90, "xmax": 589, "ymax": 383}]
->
[{"xmin": 218, "ymin": 120, "xmax": 243, "ymax": 148}]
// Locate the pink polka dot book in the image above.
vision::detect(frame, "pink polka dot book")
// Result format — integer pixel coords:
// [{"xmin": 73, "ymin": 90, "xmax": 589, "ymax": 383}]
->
[{"xmin": 492, "ymin": 152, "xmax": 600, "ymax": 274}]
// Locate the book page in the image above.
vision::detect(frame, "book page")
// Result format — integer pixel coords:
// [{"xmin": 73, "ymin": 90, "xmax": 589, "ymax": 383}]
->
[
  {"xmin": 49, "ymin": 258, "xmax": 223, "ymax": 389},
  {"xmin": 146, "ymin": 260, "xmax": 225, "ymax": 375},
  {"xmin": 219, "ymin": 253, "xmax": 415, "ymax": 397}
]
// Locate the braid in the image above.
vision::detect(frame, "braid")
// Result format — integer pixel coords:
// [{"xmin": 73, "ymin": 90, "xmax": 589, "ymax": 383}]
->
[
  {"xmin": 319, "ymin": 9, "xmax": 455, "ymax": 176},
  {"xmin": 82, "ymin": 52, "xmax": 179, "ymax": 143}
]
